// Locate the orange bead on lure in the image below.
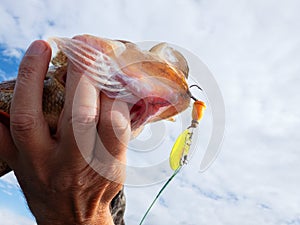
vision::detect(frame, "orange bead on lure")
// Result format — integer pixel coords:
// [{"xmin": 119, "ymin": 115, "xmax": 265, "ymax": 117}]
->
[{"xmin": 139, "ymin": 88, "xmax": 206, "ymax": 225}]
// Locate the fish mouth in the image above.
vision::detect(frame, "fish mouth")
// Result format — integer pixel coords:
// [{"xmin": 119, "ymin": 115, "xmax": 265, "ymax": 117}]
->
[{"xmin": 129, "ymin": 97, "xmax": 172, "ymax": 130}]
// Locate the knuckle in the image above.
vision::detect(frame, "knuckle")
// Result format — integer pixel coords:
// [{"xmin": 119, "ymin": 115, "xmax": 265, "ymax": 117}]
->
[
  {"xmin": 10, "ymin": 112, "xmax": 38, "ymax": 133},
  {"xmin": 102, "ymin": 183, "xmax": 123, "ymax": 203},
  {"xmin": 18, "ymin": 60, "xmax": 36, "ymax": 80},
  {"xmin": 101, "ymin": 110, "xmax": 130, "ymax": 133},
  {"xmin": 69, "ymin": 105, "xmax": 99, "ymax": 130}
]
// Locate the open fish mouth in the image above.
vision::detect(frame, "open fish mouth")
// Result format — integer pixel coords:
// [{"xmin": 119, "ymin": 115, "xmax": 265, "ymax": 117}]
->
[{"xmin": 129, "ymin": 96, "xmax": 172, "ymax": 129}]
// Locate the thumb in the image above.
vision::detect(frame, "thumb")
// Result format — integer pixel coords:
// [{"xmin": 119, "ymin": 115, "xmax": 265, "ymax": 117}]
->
[{"xmin": 10, "ymin": 40, "xmax": 53, "ymax": 155}]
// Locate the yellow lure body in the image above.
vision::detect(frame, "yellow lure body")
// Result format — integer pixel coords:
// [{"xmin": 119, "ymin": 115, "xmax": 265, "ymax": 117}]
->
[{"xmin": 169, "ymin": 129, "xmax": 191, "ymax": 170}]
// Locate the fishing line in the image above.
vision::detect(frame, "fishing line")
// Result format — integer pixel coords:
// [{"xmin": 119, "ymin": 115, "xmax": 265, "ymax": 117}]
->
[
  {"xmin": 139, "ymin": 167, "xmax": 182, "ymax": 225},
  {"xmin": 139, "ymin": 87, "xmax": 206, "ymax": 224}
]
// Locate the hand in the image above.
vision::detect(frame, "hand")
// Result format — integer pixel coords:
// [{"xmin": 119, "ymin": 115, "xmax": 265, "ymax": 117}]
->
[{"xmin": 0, "ymin": 39, "xmax": 131, "ymax": 224}]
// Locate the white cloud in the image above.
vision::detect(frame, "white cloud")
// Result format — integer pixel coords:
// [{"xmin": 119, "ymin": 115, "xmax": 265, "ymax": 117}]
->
[
  {"xmin": 0, "ymin": 68, "xmax": 16, "ymax": 81},
  {"xmin": 1, "ymin": 0, "xmax": 300, "ymax": 224},
  {"xmin": 1, "ymin": 172, "xmax": 19, "ymax": 187},
  {"xmin": 0, "ymin": 69, "xmax": 7, "ymax": 80},
  {"xmin": 2, "ymin": 48, "xmax": 23, "ymax": 58},
  {"xmin": 0, "ymin": 208, "xmax": 36, "ymax": 225}
]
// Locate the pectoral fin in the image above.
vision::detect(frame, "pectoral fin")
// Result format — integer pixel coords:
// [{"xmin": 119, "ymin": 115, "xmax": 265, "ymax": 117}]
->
[
  {"xmin": 166, "ymin": 116, "xmax": 176, "ymax": 122},
  {"xmin": 131, "ymin": 125, "xmax": 145, "ymax": 139}
]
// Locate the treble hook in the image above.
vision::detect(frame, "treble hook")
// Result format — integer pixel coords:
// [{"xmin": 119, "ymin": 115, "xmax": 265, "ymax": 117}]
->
[{"xmin": 189, "ymin": 84, "xmax": 203, "ymax": 101}]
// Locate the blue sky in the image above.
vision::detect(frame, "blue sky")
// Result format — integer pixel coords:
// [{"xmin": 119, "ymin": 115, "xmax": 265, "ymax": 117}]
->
[
  {"xmin": 0, "ymin": 45, "xmax": 21, "ymax": 80},
  {"xmin": 1, "ymin": 0, "xmax": 300, "ymax": 224}
]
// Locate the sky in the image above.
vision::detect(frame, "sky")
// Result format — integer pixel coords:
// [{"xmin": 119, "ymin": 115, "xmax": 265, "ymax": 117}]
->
[{"xmin": 0, "ymin": 0, "xmax": 300, "ymax": 224}]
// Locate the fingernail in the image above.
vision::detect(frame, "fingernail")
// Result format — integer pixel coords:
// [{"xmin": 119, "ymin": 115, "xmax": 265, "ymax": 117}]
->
[{"xmin": 26, "ymin": 41, "xmax": 47, "ymax": 56}]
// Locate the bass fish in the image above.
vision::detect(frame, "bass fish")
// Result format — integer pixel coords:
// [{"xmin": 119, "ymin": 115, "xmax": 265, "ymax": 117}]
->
[{"xmin": 0, "ymin": 34, "xmax": 193, "ymax": 176}]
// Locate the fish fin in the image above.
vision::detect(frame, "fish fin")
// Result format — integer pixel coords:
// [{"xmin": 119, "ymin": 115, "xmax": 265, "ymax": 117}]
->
[
  {"xmin": 49, "ymin": 37, "xmax": 129, "ymax": 95},
  {"xmin": 0, "ymin": 111, "xmax": 10, "ymax": 129},
  {"xmin": 130, "ymin": 125, "xmax": 145, "ymax": 139},
  {"xmin": 149, "ymin": 42, "xmax": 189, "ymax": 79},
  {"xmin": 166, "ymin": 116, "xmax": 176, "ymax": 122}
]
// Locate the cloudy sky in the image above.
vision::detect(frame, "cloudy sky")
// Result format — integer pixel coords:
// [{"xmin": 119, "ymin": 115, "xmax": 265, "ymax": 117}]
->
[{"xmin": 1, "ymin": 0, "xmax": 300, "ymax": 224}]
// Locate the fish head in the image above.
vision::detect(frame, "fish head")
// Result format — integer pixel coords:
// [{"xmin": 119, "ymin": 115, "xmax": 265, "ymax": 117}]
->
[{"xmin": 52, "ymin": 35, "xmax": 191, "ymax": 131}]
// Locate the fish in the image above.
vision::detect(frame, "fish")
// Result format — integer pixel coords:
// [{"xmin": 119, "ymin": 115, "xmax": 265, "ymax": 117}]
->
[{"xmin": 0, "ymin": 34, "xmax": 192, "ymax": 177}]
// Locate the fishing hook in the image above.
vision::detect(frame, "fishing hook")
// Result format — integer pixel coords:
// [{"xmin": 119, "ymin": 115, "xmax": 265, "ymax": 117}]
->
[{"xmin": 189, "ymin": 84, "xmax": 203, "ymax": 101}]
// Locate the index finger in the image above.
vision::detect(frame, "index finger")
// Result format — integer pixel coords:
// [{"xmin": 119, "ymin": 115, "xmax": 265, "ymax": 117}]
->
[{"xmin": 57, "ymin": 36, "xmax": 101, "ymax": 161}]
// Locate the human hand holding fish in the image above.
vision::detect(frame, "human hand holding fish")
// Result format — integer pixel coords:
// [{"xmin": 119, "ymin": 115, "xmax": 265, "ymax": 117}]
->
[
  {"xmin": 0, "ymin": 34, "xmax": 206, "ymax": 224},
  {"xmin": 0, "ymin": 38, "xmax": 132, "ymax": 225}
]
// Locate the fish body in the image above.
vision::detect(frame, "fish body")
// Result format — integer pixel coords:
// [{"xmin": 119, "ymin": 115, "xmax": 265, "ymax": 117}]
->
[{"xmin": 0, "ymin": 35, "xmax": 191, "ymax": 176}]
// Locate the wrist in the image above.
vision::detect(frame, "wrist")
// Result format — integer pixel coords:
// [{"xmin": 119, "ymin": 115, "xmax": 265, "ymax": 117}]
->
[
  {"xmin": 23, "ymin": 186, "xmax": 113, "ymax": 225},
  {"xmin": 35, "ymin": 204, "xmax": 113, "ymax": 225}
]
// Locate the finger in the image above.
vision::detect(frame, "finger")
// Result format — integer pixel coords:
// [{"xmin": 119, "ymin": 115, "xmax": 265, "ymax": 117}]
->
[
  {"xmin": 98, "ymin": 93, "xmax": 131, "ymax": 161},
  {"xmin": 0, "ymin": 122, "xmax": 16, "ymax": 166},
  {"xmin": 58, "ymin": 36, "xmax": 100, "ymax": 161},
  {"xmin": 10, "ymin": 40, "xmax": 53, "ymax": 153},
  {"xmin": 90, "ymin": 94, "xmax": 130, "ymax": 183}
]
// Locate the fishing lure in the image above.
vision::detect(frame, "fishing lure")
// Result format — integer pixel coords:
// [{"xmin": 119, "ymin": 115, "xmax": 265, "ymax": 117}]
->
[{"xmin": 139, "ymin": 85, "xmax": 206, "ymax": 224}]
